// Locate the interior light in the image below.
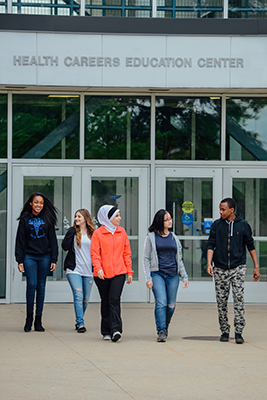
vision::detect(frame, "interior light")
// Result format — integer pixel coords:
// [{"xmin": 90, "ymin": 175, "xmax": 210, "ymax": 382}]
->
[{"xmin": 48, "ymin": 95, "xmax": 79, "ymax": 98}]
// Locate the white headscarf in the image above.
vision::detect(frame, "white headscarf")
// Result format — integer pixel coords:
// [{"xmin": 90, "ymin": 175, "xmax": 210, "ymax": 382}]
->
[{"xmin": 97, "ymin": 205, "xmax": 120, "ymax": 234}]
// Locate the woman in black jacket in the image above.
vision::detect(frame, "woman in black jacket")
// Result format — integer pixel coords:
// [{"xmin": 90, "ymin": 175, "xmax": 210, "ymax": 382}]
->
[
  {"xmin": 15, "ymin": 192, "xmax": 58, "ymax": 332},
  {"xmin": 62, "ymin": 209, "xmax": 95, "ymax": 333}
]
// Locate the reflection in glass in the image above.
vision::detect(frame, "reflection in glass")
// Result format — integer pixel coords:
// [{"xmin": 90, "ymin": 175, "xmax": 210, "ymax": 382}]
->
[
  {"xmin": 233, "ymin": 177, "xmax": 267, "ymax": 281},
  {"xmin": 233, "ymin": 178, "xmax": 267, "ymax": 237},
  {"xmin": 0, "ymin": 164, "xmax": 7, "ymax": 298},
  {"xmin": 156, "ymin": 97, "xmax": 221, "ymax": 160},
  {"xmin": 0, "ymin": 1, "xmax": 7, "ymax": 14},
  {"xmin": 13, "ymin": 95, "xmax": 80, "ymax": 159},
  {"xmin": 23, "ymin": 176, "xmax": 72, "ymax": 281},
  {"xmin": 85, "ymin": 0, "xmax": 151, "ymax": 17},
  {"xmin": 228, "ymin": 1, "xmax": 267, "ymax": 18},
  {"xmin": 84, "ymin": 96, "xmax": 150, "ymax": 160},
  {"xmin": 12, "ymin": 0, "xmax": 80, "ymax": 16},
  {"xmin": 166, "ymin": 177, "xmax": 213, "ymax": 280},
  {"xmin": 157, "ymin": 0, "xmax": 223, "ymax": 18},
  {"xmin": 91, "ymin": 177, "xmax": 138, "ymax": 279},
  {"xmin": 0, "ymin": 94, "xmax": 7, "ymax": 158},
  {"xmin": 226, "ymin": 97, "xmax": 267, "ymax": 161}
]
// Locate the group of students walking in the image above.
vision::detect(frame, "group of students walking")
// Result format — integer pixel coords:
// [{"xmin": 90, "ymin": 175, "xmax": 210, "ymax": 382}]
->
[{"xmin": 15, "ymin": 193, "xmax": 260, "ymax": 344}]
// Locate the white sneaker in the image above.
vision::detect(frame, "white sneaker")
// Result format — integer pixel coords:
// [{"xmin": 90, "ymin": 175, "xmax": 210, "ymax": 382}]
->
[
  {"xmin": 111, "ymin": 331, "xmax": 121, "ymax": 342},
  {"xmin": 102, "ymin": 335, "xmax": 111, "ymax": 340}
]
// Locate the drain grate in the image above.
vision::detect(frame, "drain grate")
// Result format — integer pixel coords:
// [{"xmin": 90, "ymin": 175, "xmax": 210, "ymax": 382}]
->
[{"xmin": 182, "ymin": 336, "xmax": 233, "ymax": 341}]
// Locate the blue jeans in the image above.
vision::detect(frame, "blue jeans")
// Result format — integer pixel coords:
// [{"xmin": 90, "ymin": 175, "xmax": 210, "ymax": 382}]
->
[
  {"xmin": 151, "ymin": 271, "xmax": 180, "ymax": 333},
  {"xmin": 24, "ymin": 253, "xmax": 51, "ymax": 316},
  {"xmin": 67, "ymin": 274, "xmax": 93, "ymax": 328}
]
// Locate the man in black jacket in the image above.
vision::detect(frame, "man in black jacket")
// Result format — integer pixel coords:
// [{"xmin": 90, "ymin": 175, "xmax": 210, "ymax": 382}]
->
[{"xmin": 207, "ymin": 197, "xmax": 260, "ymax": 344}]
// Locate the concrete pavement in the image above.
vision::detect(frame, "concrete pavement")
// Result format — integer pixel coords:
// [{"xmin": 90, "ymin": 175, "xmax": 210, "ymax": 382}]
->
[{"xmin": 0, "ymin": 302, "xmax": 266, "ymax": 400}]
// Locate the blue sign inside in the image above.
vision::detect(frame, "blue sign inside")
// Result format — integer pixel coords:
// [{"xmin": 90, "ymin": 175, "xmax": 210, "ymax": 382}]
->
[
  {"xmin": 204, "ymin": 220, "xmax": 213, "ymax": 229},
  {"xmin": 182, "ymin": 213, "xmax": 194, "ymax": 226}
]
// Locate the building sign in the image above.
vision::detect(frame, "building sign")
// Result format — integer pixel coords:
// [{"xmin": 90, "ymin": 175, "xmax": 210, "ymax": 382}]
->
[
  {"xmin": 13, "ymin": 55, "xmax": 244, "ymax": 69},
  {"xmin": 0, "ymin": 32, "xmax": 266, "ymax": 88}
]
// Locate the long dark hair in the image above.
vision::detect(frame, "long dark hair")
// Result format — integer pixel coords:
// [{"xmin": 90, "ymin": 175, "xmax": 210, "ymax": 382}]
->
[
  {"xmin": 18, "ymin": 192, "xmax": 58, "ymax": 227},
  {"xmin": 148, "ymin": 209, "xmax": 169, "ymax": 235},
  {"xmin": 73, "ymin": 209, "xmax": 95, "ymax": 247}
]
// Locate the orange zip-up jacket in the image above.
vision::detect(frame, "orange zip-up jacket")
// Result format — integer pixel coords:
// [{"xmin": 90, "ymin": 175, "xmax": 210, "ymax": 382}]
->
[{"xmin": 91, "ymin": 225, "xmax": 133, "ymax": 279}]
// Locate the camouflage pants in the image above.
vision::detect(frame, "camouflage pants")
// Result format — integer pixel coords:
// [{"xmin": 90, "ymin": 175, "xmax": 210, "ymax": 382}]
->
[{"xmin": 214, "ymin": 265, "xmax": 246, "ymax": 334}]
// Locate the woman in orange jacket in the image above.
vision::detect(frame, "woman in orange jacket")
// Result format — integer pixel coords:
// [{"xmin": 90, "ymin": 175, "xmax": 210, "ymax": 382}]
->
[{"xmin": 91, "ymin": 205, "xmax": 133, "ymax": 342}]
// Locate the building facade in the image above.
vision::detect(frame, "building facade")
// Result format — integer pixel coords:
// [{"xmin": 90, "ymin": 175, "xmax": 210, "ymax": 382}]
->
[{"xmin": 1, "ymin": 6, "xmax": 267, "ymax": 304}]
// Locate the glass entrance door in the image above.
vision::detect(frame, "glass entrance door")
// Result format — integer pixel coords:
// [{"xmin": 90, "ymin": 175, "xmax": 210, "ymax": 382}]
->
[
  {"xmin": 11, "ymin": 165, "xmax": 81, "ymax": 303},
  {"xmin": 155, "ymin": 167, "xmax": 223, "ymax": 302},
  {"xmin": 224, "ymin": 168, "xmax": 267, "ymax": 303},
  {"xmin": 82, "ymin": 166, "xmax": 149, "ymax": 302}
]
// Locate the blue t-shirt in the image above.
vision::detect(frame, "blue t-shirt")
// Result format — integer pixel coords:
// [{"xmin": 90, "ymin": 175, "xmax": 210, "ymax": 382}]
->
[{"xmin": 155, "ymin": 232, "xmax": 177, "ymax": 276}]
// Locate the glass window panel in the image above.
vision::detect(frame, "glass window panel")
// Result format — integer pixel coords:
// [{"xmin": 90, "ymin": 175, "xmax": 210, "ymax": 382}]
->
[
  {"xmin": 233, "ymin": 177, "xmax": 267, "ymax": 281},
  {"xmin": 13, "ymin": 95, "xmax": 80, "ymax": 159},
  {"xmin": 85, "ymin": 96, "xmax": 150, "ymax": 160},
  {"xmin": 0, "ymin": 164, "xmax": 7, "ymax": 298},
  {"xmin": 246, "ymin": 241, "xmax": 267, "ymax": 282},
  {"xmin": 126, "ymin": 9, "xmax": 151, "ymax": 16},
  {"xmin": 226, "ymin": 98, "xmax": 267, "ymax": 161},
  {"xmin": 23, "ymin": 176, "xmax": 72, "ymax": 281},
  {"xmin": 156, "ymin": 97, "xmax": 221, "ymax": 160},
  {"xmin": 233, "ymin": 178, "xmax": 267, "ymax": 237},
  {"xmin": 229, "ymin": 1, "xmax": 267, "ymax": 18},
  {"xmin": 166, "ymin": 177, "xmax": 213, "ymax": 280},
  {"xmin": 91, "ymin": 177, "xmax": 138, "ymax": 279},
  {"xmin": 0, "ymin": 94, "xmax": 7, "ymax": 158},
  {"xmin": 12, "ymin": 0, "xmax": 80, "ymax": 16},
  {"xmin": 0, "ymin": 2, "xmax": 7, "ymax": 14},
  {"xmin": 157, "ymin": 0, "xmax": 223, "ymax": 18}
]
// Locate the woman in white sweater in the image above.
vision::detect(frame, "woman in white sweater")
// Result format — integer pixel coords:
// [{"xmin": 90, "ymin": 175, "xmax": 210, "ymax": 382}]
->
[{"xmin": 62, "ymin": 209, "xmax": 95, "ymax": 333}]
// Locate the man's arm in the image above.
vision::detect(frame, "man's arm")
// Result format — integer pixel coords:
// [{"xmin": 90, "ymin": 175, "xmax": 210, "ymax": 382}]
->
[
  {"xmin": 249, "ymin": 249, "xmax": 260, "ymax": 281},
  {"xmin": 207, "ymin": 249, "xmax": 214, "ymax": 277}
]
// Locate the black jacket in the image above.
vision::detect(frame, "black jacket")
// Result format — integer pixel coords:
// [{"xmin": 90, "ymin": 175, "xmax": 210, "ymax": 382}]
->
[
  {"xmin": 61, "ymin": 227, "xmax": 76, "ymax": 271},
  {"xmin": 207, "ymin": 214, "xmax": 255, "ymax": 270},
  {"xmin": 15, "ymin": 211, "xmax": 58, "ymax": 264}
]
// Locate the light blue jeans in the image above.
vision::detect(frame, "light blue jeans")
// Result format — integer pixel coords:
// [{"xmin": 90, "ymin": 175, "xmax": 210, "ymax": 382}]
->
[
  {"xmin": 151, "ymin": 271, "xmax": 180, "ymax": 333},
  {"xmin": 67, "ymin": 274, "xmax": 93, "ymax": 328}
]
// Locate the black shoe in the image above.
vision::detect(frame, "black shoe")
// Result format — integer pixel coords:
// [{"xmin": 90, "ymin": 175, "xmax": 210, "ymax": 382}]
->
[
  {"xmin": 157, "ymin": 330, "xmax": 167, "ymax": 342},
  {"xmin": 220, "ymin": 332, "xmax": 229, "ymax": 342},
  {"xmin": 77, "ymin": 326, "xmax": 87, "ymax": 333},
  {"xmin": 235, "ymin": 333, "xmax": 244, "ymax": 344},
  {"xmin": 166, "ymin": 325, "xmax": 169, "ymax": 338},
  {"xmin": 111, "ymin": 331, "xmax": 121, "ymax": 342},
  {"xmin": 34, "ymin": 315, "xmax": 45, "ymax": 332},
  {"xmin": 24, "ymin": 313, "xmax": 33, "ymax": 332},
  {"xmin": 75, "ymin": 323, "xmax": 79, "ymax": 331}
]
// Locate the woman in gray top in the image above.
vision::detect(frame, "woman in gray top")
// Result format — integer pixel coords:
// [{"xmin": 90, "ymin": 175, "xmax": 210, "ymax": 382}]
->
[{"xmin": 143, "ymin": 209, "xmax": 189, "ymax": 342}]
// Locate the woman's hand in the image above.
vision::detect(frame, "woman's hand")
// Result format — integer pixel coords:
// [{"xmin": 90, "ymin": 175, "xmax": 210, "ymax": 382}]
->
[
  {"xmin": 146, "ymin": 280, "xmax": 153, "ymax": 289},
  {"xmin": 97, "ymin": 269, "xmax": 104, "ymax": 280},
  {"xmin": 18, "ymin": 263, "xmax": 24, "ymax": 273},
  {"xmin": 126, "ymin": 275, "xmax": 133, "ymax": 284},
  {"xmin": 50, "ymin": 263, "xmax": 56, "ymax": 272},
  {"xmin": 183, "ymin": 280, "xmax": 189, "ymax": 289}
]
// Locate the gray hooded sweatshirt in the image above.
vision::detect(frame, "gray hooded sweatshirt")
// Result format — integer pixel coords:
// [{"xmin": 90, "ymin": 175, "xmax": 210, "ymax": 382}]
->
[{"xmin": 143, "ymin": 232, "xmax": 188, "ymax": 283}]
